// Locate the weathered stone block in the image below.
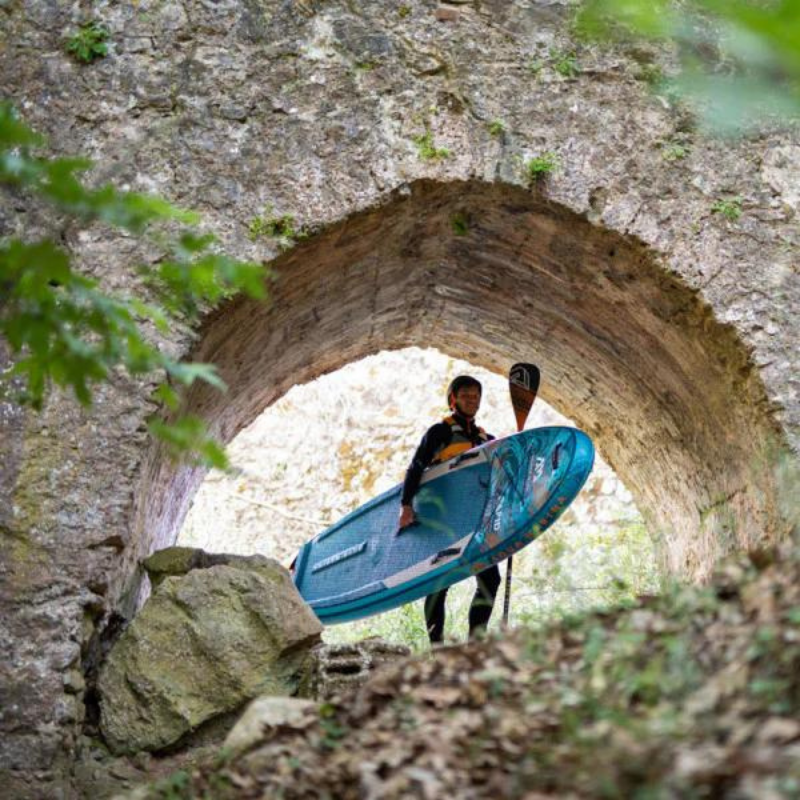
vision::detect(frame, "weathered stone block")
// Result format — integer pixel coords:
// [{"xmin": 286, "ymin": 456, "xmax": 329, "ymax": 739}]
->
[{"xmin": 98, "ymin": 561, "xmax": 322, "ymax": 754}]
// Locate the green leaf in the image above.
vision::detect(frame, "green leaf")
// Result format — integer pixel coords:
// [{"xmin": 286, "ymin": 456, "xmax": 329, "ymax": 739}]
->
[
  {"xmin": 576, "ymin": 0, "xmax": 675, "ymax": 40},
  {"xmin": 576, "ymin": 0, "xmax": 800, "ymax": 133},
  {"xmin": 152, "ymin": 383, "xmax": 181, "ymax": 412},
  {"xmin": 0, "ymin": 102, "xmax": 44, "ymax": 149},
  {"xmin": 0, "ymin": 106, "xmax": 274, "ymax": 469},
  {"xmin": 127, "ymin": 298, "xmax": 171, "ymax": 333},
  {"xmin": 177, "ymin": 231, "xmax": 216, "ymax": 254},
  {"xmin": 166, "ymin": 361, "xmax": 228, "ymax": 392},
  {"xmin": 148, "ymin": 416, "xmax": 230, "ymax": 470},
  {"xmin": 66, "ymin": 20, "xmax": 110, "ymax": 65}
]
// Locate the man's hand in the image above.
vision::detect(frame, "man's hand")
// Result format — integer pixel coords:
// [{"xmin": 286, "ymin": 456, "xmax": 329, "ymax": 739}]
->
[{"xmin": 398, "ymin": 504, "xmax": 416, "ymax": 530}]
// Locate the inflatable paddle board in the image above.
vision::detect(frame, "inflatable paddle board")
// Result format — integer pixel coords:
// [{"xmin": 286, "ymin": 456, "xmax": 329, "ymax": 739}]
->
[{"xmin": 293, "ymin": 426, "xmax": 594, "ymax": 624}]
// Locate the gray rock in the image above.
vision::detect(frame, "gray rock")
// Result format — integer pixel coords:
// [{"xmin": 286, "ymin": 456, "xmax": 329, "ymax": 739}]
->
[
  {"xmin": 98, "ymin": 561, "xmax": 322, "ymax": 754},
  {"xmin": 141, "ymin": 546, "xmax": 283, "ymax": 590},
  {"xmin": 222, "ymin": 696, "xmax": 319, "ymax": 759},
  {"xmin": 305, "ymin": 639, "xmax": 412, "ymax": 700}
]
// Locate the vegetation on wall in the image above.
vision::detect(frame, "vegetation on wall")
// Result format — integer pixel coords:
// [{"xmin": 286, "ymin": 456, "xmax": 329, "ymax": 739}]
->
[
  {"xmin": 0, "ymin": 104, "xmax": 268, "ymax": 467},
  {"xmin": 526, "ymin": 152, "xmax": 559, "ymax": 181},
  {"xmin": 412, "ymin": 129, "xmax": 451, "ymax": 161},
  {"xmin": 711, "ymin": 195, "xmax": 744, "ymax": 222},
  {"xmin": 248, "ymin": 206, "xmax": 308, "ymax": 250},
  {"xmin": 65, "ymin": 20, "xmax": 110, "ymax": 64}
]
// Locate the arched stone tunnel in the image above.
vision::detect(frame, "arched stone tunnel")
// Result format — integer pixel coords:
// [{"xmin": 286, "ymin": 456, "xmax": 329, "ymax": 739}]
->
[
  {"xmin": 1, "ymin": 1, "xmax": 798, "ymax": 796},
  {"xmin": 135, "ymin": 178, "xmax": 785, "ymax": 590}
]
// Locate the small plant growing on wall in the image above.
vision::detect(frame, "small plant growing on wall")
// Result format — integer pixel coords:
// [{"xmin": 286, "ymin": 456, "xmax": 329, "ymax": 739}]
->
[
  {"xmin": 551, "ymin": 48, "xmax": 579, "ymax": 78},
  {"xmin": 248, "ymin": 206, "xmax": 307, "ymax": 249},
  {"xmin": 526, "ymin": 152, "xmax": 559, "ymax": 181},
  {"xmin": 451, "ymin": 212, "xmax": 470, "ymax": 236},
  {"xmin": 66, "ymin": 20, "xmax": 110, "ymax": 64},
  {"xmin": 662, "ymin": 141, "xmax": 690, "ymax": 161},
  {"xmin": 636, "ymin": 63, "xmax": 665, "ymax": 87},
  {"xmin": 528, "ymin": 58, "xmax": 544, "ymax": 76},
  {"xmin": 412, "ymin": 129, "xmax": 451, "ymax": 161},
  {"xmin": 488, "ymin": 119, "xmax": 505, "ymax": 137},
  {"xmin": 711, "ymin": 196, "xmax": 743, "ymax": 222}
]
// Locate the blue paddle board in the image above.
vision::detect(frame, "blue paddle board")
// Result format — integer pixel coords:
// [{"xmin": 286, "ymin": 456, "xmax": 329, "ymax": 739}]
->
[{"xmin": 293, "ymin": 426, "xmax": 594, "ymax": 624}]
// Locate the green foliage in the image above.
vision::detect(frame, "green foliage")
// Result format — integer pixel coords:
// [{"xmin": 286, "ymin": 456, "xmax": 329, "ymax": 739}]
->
[
  {"xmin": 514, "ymin": 518, "xmax": 661, "ymax": 629},
  {"xmin": 487, "ymin": 119, "xmax": 506, "ymax": 137},
  {"xmin": 398, "ymin": 5, "xmax": 412, "ymax": 18},
  {"xmin": 0, "ymin": 103, "xmax": 268, "ymax": 468},
  {"xmin": 662, "ymin": 141, "xmax": 690, "ymax": 161},
  {"xmin": 451, "ymin": 211, "xmax": 470, "ymax": 236},
  {"xmin": 66, "ymin": 20, "xmax": 110, "ymax": 64},
  {"xmin": 711, "ymin": 196, "xmax": 743, "ymax": 221},
  {"xmin": 148, "ymin": 416, "xmax": 228, "ymax": 470},
  {"xmin": 149, "ymin": 769, "xmax": 192, "ymax": 800},
  {"xmin": 787, "ymin": 607, "xmax": 800, "ymax": 625},
  {"xmin": 526, "ymin": 151, "xmax": 559, "ymax": 181},
  {"xmin": 248, "ymin": 207, "xmax": 307, "ymax": 250},
  {"xmin": 575, "ymin": 0, "xmax": 800, "ymax": 133},
  {"xmin": 636, "ymin": 62, "xmax": 665, "ymax": 86},
  {"xmin": 412, "ymin": 129, "xmax": 451, "ymax": 161},
  {"xmin": 324, "ymin": 593, "xmax": 431, "ymax": 652},
  {"xmin": 319, "ymin": 703, "xmax": 348, "ymax": 749},
  {"xmin": 551, "ymin": 48, "xmax": 579, "ymax": 78},
  {"xmin": 527, "ymin": 58, "xmax": 544, "ymax": 76}
]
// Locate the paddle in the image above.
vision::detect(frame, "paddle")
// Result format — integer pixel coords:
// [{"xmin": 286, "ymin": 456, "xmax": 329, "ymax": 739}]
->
[{"xmin": 502, "ymin": 362, "xmax": 541, "ymax": 628}]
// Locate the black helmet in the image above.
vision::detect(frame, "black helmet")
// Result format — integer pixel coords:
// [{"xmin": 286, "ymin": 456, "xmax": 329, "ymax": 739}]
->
[{"xmin": 447, "ymin": 375, "xmax": 482, "ymax": 409}]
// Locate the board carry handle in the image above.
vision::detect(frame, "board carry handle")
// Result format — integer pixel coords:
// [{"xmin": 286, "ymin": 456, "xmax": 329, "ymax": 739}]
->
[
  {"xmin": 552, "ymin": 442, "xmax": 562, "ymax": 470},
  {"xmin": 431, "ymin": 546, "xmax": 462, "ymax": 565},
  {"xmin": 449, "ymin": 450, "xmax": 481, "ymax": 469}
]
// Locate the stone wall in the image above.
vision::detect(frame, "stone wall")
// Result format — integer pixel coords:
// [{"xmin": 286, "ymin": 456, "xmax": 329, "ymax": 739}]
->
[{"xmin": 1, "ymin": 0, "xmax": 798, "ymax": 796}]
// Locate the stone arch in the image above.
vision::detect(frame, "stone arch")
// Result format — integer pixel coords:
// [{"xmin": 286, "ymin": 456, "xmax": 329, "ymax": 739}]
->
[
  {"xmin": 2, "ymin": 1, "xmax": 798, "ymax": 792},
  {"xmin": 131, "ymin": 177, "xmax": 784, "ymax": 606}
]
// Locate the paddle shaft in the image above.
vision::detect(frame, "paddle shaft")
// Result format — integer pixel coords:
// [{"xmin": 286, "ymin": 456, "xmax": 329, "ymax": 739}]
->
[{"xmin": 502, "ymin": 364, "xmax": 540, "ymax": 628}]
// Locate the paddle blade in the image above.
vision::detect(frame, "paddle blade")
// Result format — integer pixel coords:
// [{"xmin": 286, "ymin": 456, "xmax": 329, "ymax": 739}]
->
[{"xmin": 509, "ymin": 363, "xmax": 540, "ymax": 432}]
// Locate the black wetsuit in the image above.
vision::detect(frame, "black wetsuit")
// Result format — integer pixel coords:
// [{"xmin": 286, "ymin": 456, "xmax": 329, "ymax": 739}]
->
[{"xmin": 401, "ymin": 411, "xmax": 501, "ymax": 643}]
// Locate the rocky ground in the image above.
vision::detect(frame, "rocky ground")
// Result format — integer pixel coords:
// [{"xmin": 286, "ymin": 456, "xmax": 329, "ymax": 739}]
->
[{"xmin": 125, "ymin": 539, "xmax": 800, "ymax": 800}]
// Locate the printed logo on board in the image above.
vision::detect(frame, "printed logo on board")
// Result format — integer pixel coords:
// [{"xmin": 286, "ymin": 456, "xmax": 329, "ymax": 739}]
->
[{"xmin": 492, "ymin": 494, "xmax": 506, "ymax": 535}]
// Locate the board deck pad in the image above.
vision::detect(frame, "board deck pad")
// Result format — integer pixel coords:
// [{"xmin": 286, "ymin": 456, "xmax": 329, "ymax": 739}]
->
[{"xmin": 293, "ymin": 426, "xmax": 595, "ymax": 624}]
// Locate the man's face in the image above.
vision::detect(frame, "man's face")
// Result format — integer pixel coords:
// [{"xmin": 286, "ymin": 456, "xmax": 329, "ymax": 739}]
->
[{"xmin": 453, "ymin": 386, "xmax": 481, "ymax": 417}]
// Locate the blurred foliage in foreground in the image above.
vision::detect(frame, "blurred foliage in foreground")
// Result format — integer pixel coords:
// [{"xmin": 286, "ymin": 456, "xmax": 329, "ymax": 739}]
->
[
  {"xmin": 0, "ymin": 104, "xmax": 269, "ymax": 468},
  {"xmin": 139, "ymin": 543, "xmax": 800, "ymax": 799},
  {"xmin": 577, "ymin": 0, "xmax": 800, "ymax": 133}
]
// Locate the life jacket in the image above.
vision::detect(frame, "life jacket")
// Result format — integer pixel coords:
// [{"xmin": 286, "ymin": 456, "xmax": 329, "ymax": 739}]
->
[{"xmin": 432, "ymin": 415, "xmax": 490, "ymax": 465}]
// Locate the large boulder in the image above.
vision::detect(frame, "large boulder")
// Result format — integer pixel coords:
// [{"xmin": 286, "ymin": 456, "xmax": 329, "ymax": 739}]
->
[
  {"xmin": 140, "ymin": 546, "xmax": 284, "ymax": 591},
  {"xmin": 98, "ymin": 553, "xmax": 322, "ymax": 755}
]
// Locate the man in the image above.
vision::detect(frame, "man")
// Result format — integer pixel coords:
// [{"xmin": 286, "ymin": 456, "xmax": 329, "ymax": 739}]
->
[{"xmin": 398, "ymin": 375, "xmax": 501, "ymax": 644}]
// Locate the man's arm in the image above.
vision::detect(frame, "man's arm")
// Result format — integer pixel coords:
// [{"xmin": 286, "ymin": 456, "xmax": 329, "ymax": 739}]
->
[{"xmin": 398, "ymin": 422, "xmax": 451, "ymax": 528}]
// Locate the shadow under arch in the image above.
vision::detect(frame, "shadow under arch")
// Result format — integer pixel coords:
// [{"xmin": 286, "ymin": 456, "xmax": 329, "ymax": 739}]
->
[{"xmin": 130, "ymin": 178, "xmax": 785, "ymax": 608}]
